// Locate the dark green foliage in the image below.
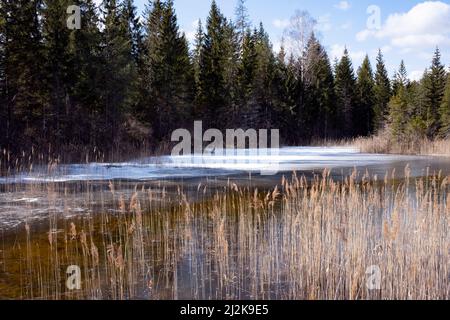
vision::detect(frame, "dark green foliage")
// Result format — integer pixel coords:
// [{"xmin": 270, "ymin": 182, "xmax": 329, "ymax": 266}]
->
[
  {"xmin": 422, "ymin": 48, "xmax": 447, "ymax": 138},
  {"xmin": 41, "ymin": 0, "xmax": 74, "ymax": 145},
  {"xmin": 439, "ymin": 74, "xmax": 450, "ymax": 138},
  {"xmin": 0, "ymin": 6, "xmax": 6, "ymax": 148},
  {"xmin": 373, "ymin": 50, "xmax": 391, "ymax": 132},
  {"xmin": 197, "ymin": 0, "xmax": 230, "ymax": 128},
  {"xmin": 334, "ymin": 49, "xmax": 357, "ymax": 137},
  {"xmin": 355, "ymin": 55, "xmax": 375, "ymax": 136},
  {"xmin": 303, "ymin": 34, "xmax": 335, "ymax": 139},
  {"xmin": 142, "ymin": 0, "xmax": 193, "ymax": 139},
  {"xmin": 68, "ymin": 0, "xmax": 105, "ymax": 147},
  {"xmin": 0, "ymin": 0, "xmax": 45, "ymax": 150},
  {"xmin": 392, "ymin": 60, "xmax": 409, "ymax": 95},
  {"xmin": 0, "ymin": 0, "xmax": 448, "ymax": 159},
  {"xmin": 388, "ymin": 86, "xmax": 410, "ymax": 140},
  {"xmin": 98, "ymin": 0, "xmax": 138, "ymax": 146},
  {"xmin": 235, "ymin": 0, "xmax": 249, "ymax": 55}
]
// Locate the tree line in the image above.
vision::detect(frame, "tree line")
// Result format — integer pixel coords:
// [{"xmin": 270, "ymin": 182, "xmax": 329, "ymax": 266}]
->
[{"xmin": 0, "ymin": 0, "xmax": 449, "ymax": 159}]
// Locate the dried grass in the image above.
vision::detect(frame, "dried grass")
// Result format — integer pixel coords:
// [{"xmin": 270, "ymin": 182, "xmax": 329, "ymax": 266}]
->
[{"xmin": 1, "ymin": 168, "xmax": 448, "ymax": 300}]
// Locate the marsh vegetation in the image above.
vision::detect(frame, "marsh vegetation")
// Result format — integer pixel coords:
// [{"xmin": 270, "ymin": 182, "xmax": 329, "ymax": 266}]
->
[{"xmin": 0, "ymin": 163, "xmax": 448, "ymax": 300}]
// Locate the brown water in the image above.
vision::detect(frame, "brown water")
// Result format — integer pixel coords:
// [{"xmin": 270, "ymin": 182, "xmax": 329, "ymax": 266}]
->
[{"xmin": 0, "ymin": 148, "xmax": 449, "ymax": 300}]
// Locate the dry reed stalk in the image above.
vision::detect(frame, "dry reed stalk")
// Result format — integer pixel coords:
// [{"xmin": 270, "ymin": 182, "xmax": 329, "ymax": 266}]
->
[{"xmin": 1, "ymin": 167, "xmax": 448, "ymax": 300}]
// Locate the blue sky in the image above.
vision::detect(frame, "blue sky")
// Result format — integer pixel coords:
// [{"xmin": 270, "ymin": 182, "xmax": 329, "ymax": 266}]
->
[{"xmin": 113, "ymin": 0, "xmax": 450, "ymax": 80}]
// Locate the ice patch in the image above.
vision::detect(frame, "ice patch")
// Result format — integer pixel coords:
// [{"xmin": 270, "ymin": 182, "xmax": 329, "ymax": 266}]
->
[{"xmin": 0, "ymin": 147, "xmax": 426, "ymax": 183}]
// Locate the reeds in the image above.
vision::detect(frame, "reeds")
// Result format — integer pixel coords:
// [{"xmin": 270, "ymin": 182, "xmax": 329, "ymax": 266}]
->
[
  {"xmin": 351, "ymin": 130, "xmax": 450, "ymax": 156},
  {"xmin": 0, "ymin": 168, "xmax": 448, "ymax": 300}
]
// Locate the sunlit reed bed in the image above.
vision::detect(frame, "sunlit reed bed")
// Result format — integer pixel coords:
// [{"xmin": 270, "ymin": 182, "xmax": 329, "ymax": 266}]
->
[{"xmin": 0, "ymin": 168, "xmax": 448, "ymax": 300}]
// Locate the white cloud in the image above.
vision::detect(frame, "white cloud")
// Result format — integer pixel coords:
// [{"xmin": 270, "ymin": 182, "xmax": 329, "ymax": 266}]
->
[
  {"xmin": 356, "ymin": 1, "xmax": 450, "ymax": 49},
  {"xmin": 334, "ymin": 1, "xmax": 351, "ymax": 11},
  {"xmin": 380, "ymin": 45, "xmax": 392, "ymax": 54},
  {"xmin": 409, "ymin": 70, "xmax": 425, "ymax": 82},
  {"xmin": 181, "ymin": 20, "xmax": 202, "ymax": 44},
  {"xmin": 391, "ymin": 34, "xmax": 450, "ymax": 48},
  {"xmin": 356, "ymin": 29, "xmax": 372, "ymax": 42},
  {"xmin": 273, "ymin": 19, "xmax": 290, "ymax": 29}
]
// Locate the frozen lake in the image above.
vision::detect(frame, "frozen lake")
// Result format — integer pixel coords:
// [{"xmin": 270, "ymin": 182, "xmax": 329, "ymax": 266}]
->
[
  {"xmin": 1, "ymin": 147, "xmax": 449, "ymax": 229},
  {"xmin": 0, "ymin": 147, "xmax": 447, "ymax": 183}
]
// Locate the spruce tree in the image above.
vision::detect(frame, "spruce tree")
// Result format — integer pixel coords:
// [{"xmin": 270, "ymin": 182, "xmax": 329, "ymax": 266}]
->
[
  {"xmin": 439, "ymin": 74, "xmax": 450, "ymax": 138},
  {"xmin": 42, "ymin": 0, "xmax": 74, "ymax": 145},
  {"xmin": 0, "ymin": 0, "xmax": 45, "ymax": 149},
  {"xmin": 122, "ymin": 0, "xmax": 143, "ymax": 64},
  {"xmin": 142, "ymin": 0, "xmax": 193, "ymax": 139},
  {"xmin": 193, "ymin": 20, "xmax": 204, "ymax": 89},
  {"xmin": 235, "ymin": 0, "xmax": 249, "ymax": 56},
  {"xmin": 392, "ymin": 60, "xmax": 409, "ymax": 95},
  {"xmin": 388, "ymin": 86, "xmax": 409, "ymax": 141},
  {"xmin": 198, "ymin": 0, "xmax": 229, "ymax": 128},
  {"xmin": 0, "ymin": 5, "xmax": 6, "ymax": 147},
  {"xmin": 68, "ymin": 0, "xmax": 103, "ymax": 147},
  {"xmin": 303, "ymin": 34, "xmax": 335, "ymax": 138},
  {"xmin": 288, "ymin": 53, "xmax": 307, "ymax": 141},
  {"xmin": 406, "ymin": 78, "xmax": 428, "ymax": 138},
  {"xmin": 140, "ymin": 0, "xmax": 163, "ymax": 122},
  {"xmin": 423, "ymin": 47, "xmax": 446, "ymax": 138},
  {"xmin": 388, "ymin": 66, "xmax": 419, "ymax": 141},
  {"xmin": 237, "ymin": 28, "xmax": 256, "ymax": 126},
  {"xmin": 99, "ymin": 0, "xmax": 137, "ymax": 145},
  {"xmin": 221, "ymin": 19, "xmax": 239, "ymax": 127},
  {"xmin": 355, "ymin": 55, "xmax": 375, "ymax": 136},
  {"xmin": 249, "ymin": 23, "xmax": 277, "ymax": 128},
  {"xmin": 373, "ymin": 49, "xmax": 391, "ymax": 132},
  {"xmin": 334, "ymin": 48, "xmax": 356, "ymax": 137},
  {"xmin": 272, "ymin": 42, "xmax": 296, "ymax": 143}
]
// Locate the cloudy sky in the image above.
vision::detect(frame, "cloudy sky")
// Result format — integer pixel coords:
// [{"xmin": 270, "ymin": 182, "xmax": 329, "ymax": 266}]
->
[{"xmin": 100, "ymin": 0, "xmax": 450, "ymax": 81}]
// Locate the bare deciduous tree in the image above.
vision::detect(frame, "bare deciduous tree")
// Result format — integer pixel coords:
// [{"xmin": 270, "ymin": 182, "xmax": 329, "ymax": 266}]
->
[{"xmin": 283, "ymin": 10, "xmax": 317, "ymax": 62}]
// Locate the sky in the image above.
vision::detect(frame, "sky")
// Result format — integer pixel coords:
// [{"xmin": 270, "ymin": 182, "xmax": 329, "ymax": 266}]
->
[{"xmin": 101, "ymin": 0, "xmax": 450, "ymax": 81}]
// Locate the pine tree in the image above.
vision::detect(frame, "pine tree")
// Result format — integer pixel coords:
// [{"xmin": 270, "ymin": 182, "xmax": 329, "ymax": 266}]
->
[
  {"xmin": 288, "ymin": 53, "xmax": 307, "ymax": 141},
  {"xmin": 388, "ymin": 64, "xmax": 420, "ymax": 141},
  {"xmin": 221, "ymin": 19, "xmax": 239, "ymax": 127},
  {"xmin": 255, "ymin": 23, "xmax": 277, "ymax": 127},
  {"xmin": 438, "ymin": 74, "xmax": 450, "ymax": 138},
  {"xmin": 423, "ymin": 47, "xmax": 446, "ymax": 138},
  {"xmin": 355, "ymin": 55, "xmax": 375, "ymax": 136},
  {"xmin": 140, "ymin": 0, "xmax": 163, "ymax": 121},
  {"xmin": 373, "ymin": 49, "xmax": 391, "ymax": 132},
  {"xmin": 388, "ymin": 86, "xmax": 409, "ymax": 141},
  {"xmin": 122, "ymin": 0, "xmax": 143, "ymax": 64},
  {"xmin": 303, "ymin": 34, "xmax": 335, "ymax": 138},
  {"xmin": 236, "ymin": 28, "xmax": 256, "ymax": 126},
  {"xmin": 0, "ymin": 0, "xmax": 45, "ymax": 150},
  {"xmin": 42, "ymin": 0, "xmax": 74, "ymax": 145},
  {"xmin": 0, "ymin": 4, "xmax": 6, "ymax": 147},
  {"xmin": 1, "ymin": 1, "xmax": 446, "ymax": 155},
  {"xmin": 142, "ymin": 0, "xmax": 193, "ymax": 139},
  {"xmin": 392, "ymin": 60, "xmax": 409, "ymax": 95},
  {"xmin": 271, "ymin": 42, "xmax": 296, "ymax": 143},
  {"xmin": 193, "ymin": 20, "xmax": 203, "ymax": 88},
  {"xmin": 406, "ymin": 78, "xmax": 427, "ymax": 138},
  {"xmin": 68, "ymin": 0, "xmax": 103, "ymax": 146},
  {"xmin": 99, "ymin": 0, "xmax": 137, "ymax": 145},
  {"xmin": 198, "ymin": 0, "xmax": 229, "ymax": 128},
  {"xmin": 334, "ymin": 48, "xmax": 356, "ymax": 137},
  {"xmin": 235, "ymin": 0, "xmax": 249, "ymax": 56}
]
